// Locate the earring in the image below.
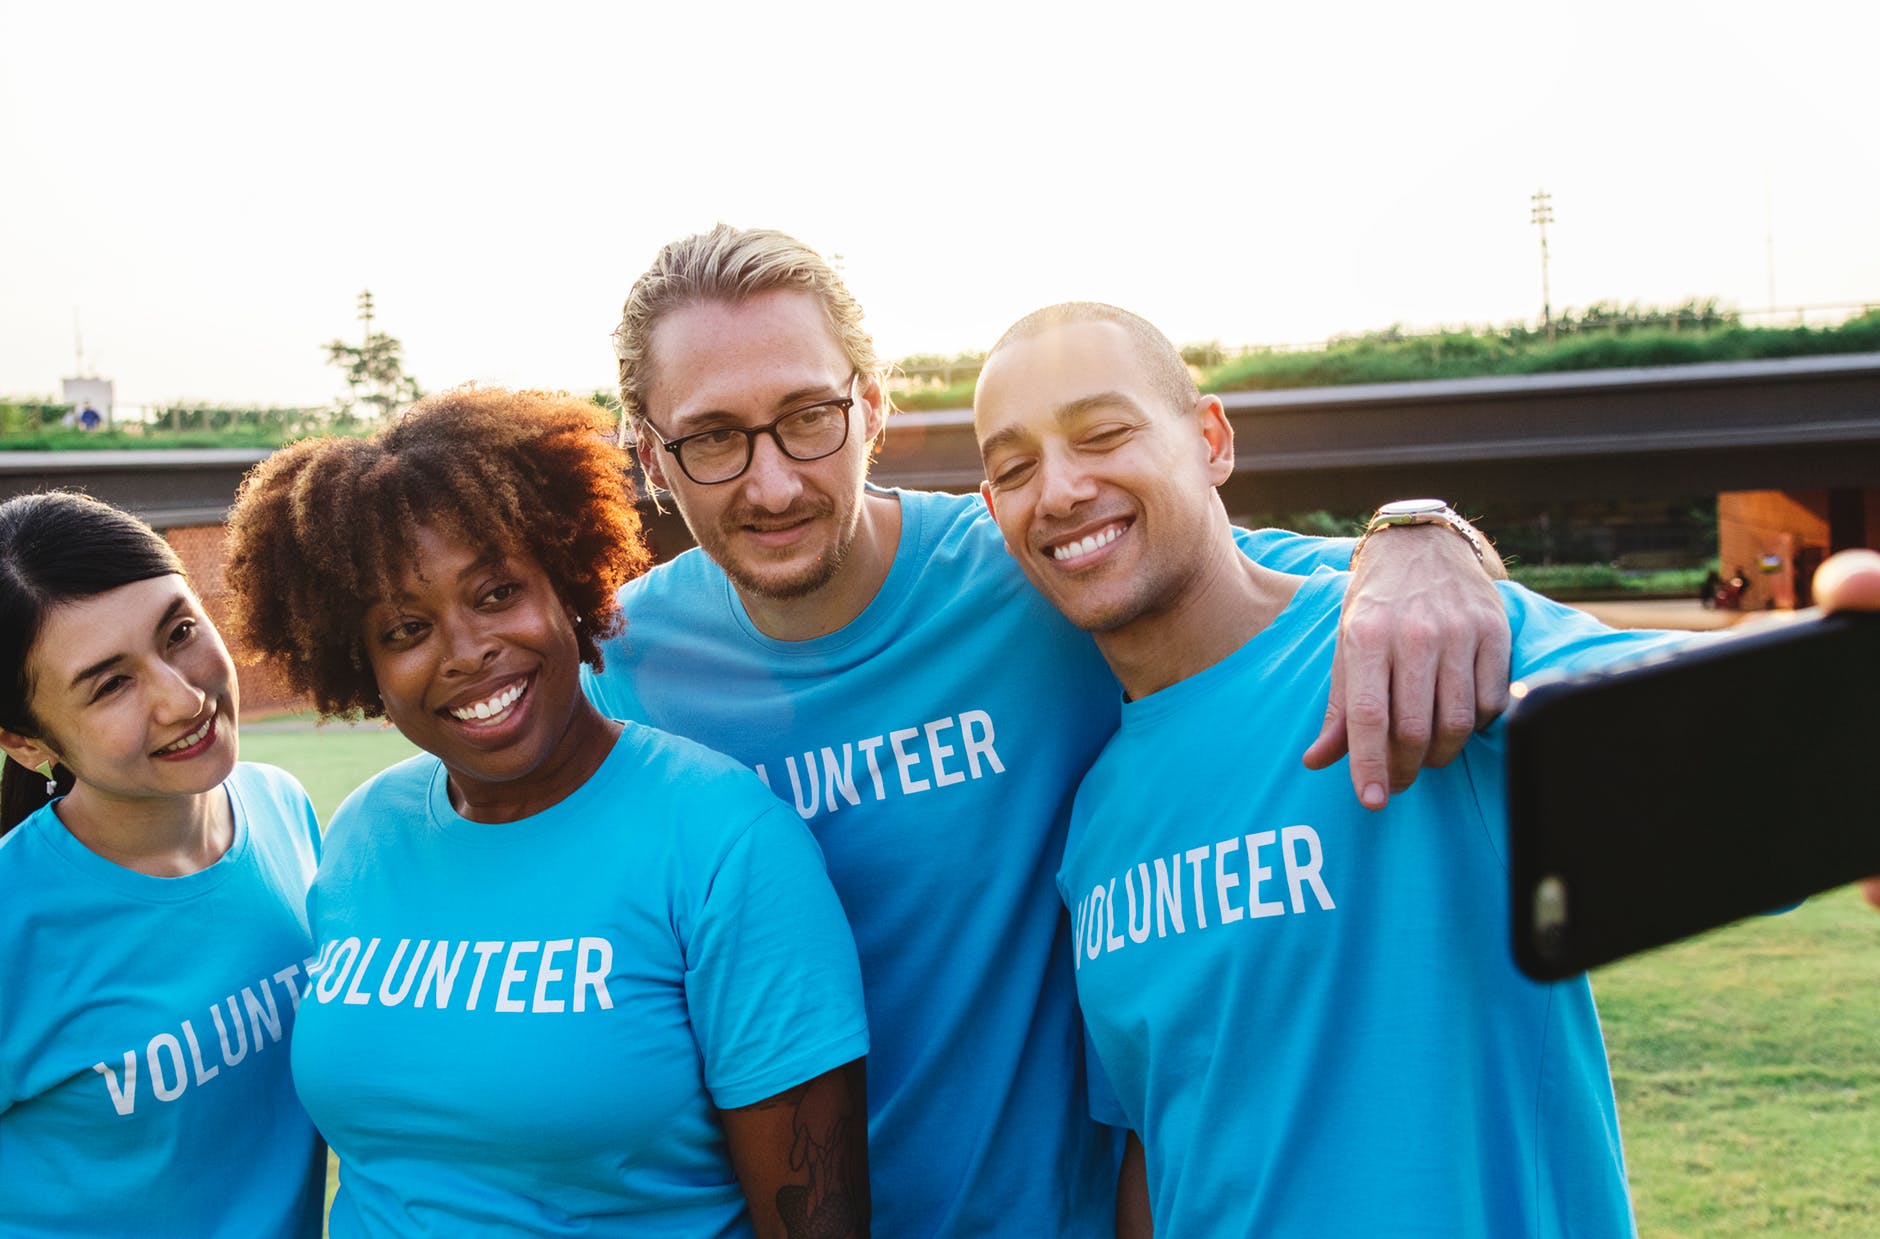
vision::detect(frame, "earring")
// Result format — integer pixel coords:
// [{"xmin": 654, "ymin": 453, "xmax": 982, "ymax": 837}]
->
[{"xmin": 39, "ymin": 763, "xmax": 56, "ymax": 797}]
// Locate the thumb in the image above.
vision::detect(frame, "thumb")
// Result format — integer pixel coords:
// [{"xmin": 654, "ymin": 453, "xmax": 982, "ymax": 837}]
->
[
  {"xmin": 1303, "ymin": 662, "xmax": 1349, "ymax": 770},
  {"xmin": 1302, "ymin": 711, "xmax": 1348, "ymax": 770}
]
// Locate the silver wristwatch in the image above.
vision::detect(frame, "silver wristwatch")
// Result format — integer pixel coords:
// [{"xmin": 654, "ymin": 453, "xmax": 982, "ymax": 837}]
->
[{"xmin": 1355, "ymin": 499, "xmax": 1486, "ymax": 565}]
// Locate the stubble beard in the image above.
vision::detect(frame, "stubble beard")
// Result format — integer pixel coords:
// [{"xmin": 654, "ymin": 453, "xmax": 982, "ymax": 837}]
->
[{"xmin": 707, "ymin": 492, "xmax": 861, "ymax": 603}]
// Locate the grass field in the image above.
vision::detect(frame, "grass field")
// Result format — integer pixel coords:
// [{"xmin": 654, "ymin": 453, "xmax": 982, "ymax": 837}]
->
[
  {"xmin": 239, "ymin": 718, "xmax": 417, "ymax": 822},
  {"xmin": 244, "ymin": 722, "xmax": 1879, "ymax": 1236},
  {"xmin": 1598, "ymin": 890, "xmax": 1880, "ymax": 1236}
]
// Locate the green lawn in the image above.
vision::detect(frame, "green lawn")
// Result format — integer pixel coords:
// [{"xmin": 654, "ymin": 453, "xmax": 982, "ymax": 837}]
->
[
  {"xmin": 1597, "ymin": 888, "xmax": 1880, "ymax": 1237},
  {"xmin": 242, "ymin": 720, "xmax": 1879, "ymax": 1236},
  {"xmin": 238, "ymin": 718, "xmax": 417, "ymax": 823}
]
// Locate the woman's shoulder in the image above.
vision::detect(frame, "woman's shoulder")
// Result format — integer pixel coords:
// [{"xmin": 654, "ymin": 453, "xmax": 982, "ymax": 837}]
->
[
  {"xmin": 612, "ymin": 718, "xmax": 756, "ymax": 776},
  {"xmin": 227, "ymin": 761, "xmax": 313, "ymax": 816},
  {"xmin": 601, "ymin": 721, "xmax": 798, "ymax": 845},
  {"xmin": 323, "ymin": 752, "xmax": 438, "ymax": 842},
  {"xmin": 227, "ymin": 761, "xmax": 322, "ymax": 861},
  {"xmin": 0, "ymin": 800, "xmax": 56, "ymax": 880}
]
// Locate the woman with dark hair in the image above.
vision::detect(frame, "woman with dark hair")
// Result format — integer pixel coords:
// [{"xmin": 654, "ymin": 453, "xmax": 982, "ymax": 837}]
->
[
  {"xmin": 0, "ymin": 491, "xmax": 324, "ymax": 1238},
  {"xmin": 223, "ymin": 387, "xmax": 870, "ymax": 1239}
]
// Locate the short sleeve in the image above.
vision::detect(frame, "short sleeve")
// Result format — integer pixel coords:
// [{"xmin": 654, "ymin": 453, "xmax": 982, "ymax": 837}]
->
[
  {"xmin": 1233, "ymin": 526, "xmax": 1355, "ymax": 574},
  {"xmin": 281, "ymin": 769, "xmax": 323, "ymax": 865},
  {"xmin": 244, "ymin": 763, "xmax": 323, "ymax": 878},
  {"xmin": 1084, "ymin": 1025, "xmax": 1130, "ymax": 1129},
  {"xmin": 684, "ymin": 805, "xmax": 869, "ymax": 1109},
  {"xmin": 1499, "ymin": 582, "xmax": 1704, "ymax": 687}
]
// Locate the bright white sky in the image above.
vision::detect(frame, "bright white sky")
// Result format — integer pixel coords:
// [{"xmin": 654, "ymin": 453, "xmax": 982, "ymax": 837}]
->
[{"xmin": 2, "ymin": 0, "xmax": 1876, "ymax": 409}]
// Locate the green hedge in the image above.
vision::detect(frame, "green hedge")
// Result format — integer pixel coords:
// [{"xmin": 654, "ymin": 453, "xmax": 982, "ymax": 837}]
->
[{"xmin": 1207, "ymin": 310, "xmax": 1880, "ymax": 394}]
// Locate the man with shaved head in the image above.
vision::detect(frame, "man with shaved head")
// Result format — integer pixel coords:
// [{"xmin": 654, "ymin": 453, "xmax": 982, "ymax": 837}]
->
[{"xmin": 972, "ymin": 299, "xmax": 1880, "ymax": 1239}]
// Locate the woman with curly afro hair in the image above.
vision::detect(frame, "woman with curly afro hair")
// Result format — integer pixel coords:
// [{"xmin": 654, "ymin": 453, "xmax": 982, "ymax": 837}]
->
[{"xmin": 224, "ymin": 387, "xmax": 870, "ymax": 1239}]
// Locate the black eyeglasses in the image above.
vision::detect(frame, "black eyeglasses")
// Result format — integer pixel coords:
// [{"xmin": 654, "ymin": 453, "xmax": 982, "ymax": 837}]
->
[{"xmin": 652, "ymin": 373, "xmax": 859, "ymax": 485}]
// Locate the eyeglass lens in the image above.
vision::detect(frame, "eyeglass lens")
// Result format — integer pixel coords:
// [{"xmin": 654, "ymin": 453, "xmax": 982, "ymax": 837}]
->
[{"xmin": 680, "ymin": 400, "xmax": 851, "ymax": 483}]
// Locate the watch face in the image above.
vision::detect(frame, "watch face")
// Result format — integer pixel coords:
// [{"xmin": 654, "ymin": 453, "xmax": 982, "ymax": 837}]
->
[{"xmin": 1377, "ymin": 498, "xmax": 1449, "ymax": 518}]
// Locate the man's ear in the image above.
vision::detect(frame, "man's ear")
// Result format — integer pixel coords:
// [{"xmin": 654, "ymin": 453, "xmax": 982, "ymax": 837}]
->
[
  {"xmin": 0, "ymin": 727, "xmax": 58, "ymax": 777},
  {"xmin": 1197, "ymin": 395, "xmax": 1235, "ymax": 484},
  {"xmin": 859, "ymin": 371, "xmax": 889, "ymax": 444},
  {"xmin": 632, "ymin": 421, "xmax": 672, "ymax": 495},
  {"xmin": 977, "ymin": 482, "xmax": 1016, "ymax": 558}
]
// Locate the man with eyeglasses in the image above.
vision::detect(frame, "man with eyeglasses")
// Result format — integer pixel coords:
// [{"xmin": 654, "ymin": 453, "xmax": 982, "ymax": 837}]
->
[{"xmin": 583, "ymin": 224, "xmax": 1511, "ymax": 1239}]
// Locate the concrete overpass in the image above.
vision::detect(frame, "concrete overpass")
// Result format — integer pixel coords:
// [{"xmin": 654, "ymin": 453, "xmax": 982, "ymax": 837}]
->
[
  {"xmin": 5, "ymin": 351, "xmax": 1877, "ymax": 559},
  {"xmin": 874, "ymin": 351, "xmax": 1880, "ymax": 516}
]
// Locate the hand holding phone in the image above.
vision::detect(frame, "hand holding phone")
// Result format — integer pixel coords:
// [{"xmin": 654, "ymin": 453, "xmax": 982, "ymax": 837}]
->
[{"xmin": 1507, "ymin": 610, "xmax": 1880, "ymax": 981}]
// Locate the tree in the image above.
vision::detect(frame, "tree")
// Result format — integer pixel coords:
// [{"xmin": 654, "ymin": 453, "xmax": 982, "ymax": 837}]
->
[{"xmin": 324, "ymin": 289, "xmax": 422, "ymax": 422}]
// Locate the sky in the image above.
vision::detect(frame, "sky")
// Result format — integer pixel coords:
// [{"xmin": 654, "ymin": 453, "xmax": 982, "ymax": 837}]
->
[{"xmin": 2, "ymin": 0, "xmax": 1876, "ymax": 411}]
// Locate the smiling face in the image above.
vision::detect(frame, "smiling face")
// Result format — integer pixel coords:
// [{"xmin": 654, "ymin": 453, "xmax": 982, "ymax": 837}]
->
[
  {"xmin": 361, "ymin": 524, "xmax": 611, "ymax": 817},
  {"xmin": 974, "ymin": 318, "xmax": 1235, "ymax": 634},
  {"xmin": 4, "ymin": 574, "xmax": 238, "ymax": 809},
  {"xmin": 638, "ymin": 289, "xmax": 887, "ymax": 606}
]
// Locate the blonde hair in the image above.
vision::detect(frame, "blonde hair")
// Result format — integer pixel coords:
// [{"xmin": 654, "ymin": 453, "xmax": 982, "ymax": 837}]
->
[{"xmin": 612, "ymin": 225, "xmax": 883, "ymax": 431}]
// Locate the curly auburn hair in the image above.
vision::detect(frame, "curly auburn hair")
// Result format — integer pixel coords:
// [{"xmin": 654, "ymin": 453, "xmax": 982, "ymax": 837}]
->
[{"xmin": 224, "ymin": 387, "xmax": 650, "ymax": 720}]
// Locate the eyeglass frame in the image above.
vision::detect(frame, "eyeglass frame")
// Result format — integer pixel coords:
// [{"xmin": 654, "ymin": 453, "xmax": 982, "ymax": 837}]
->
[{"xmin": 642, "ymin": 371, "xmax": 862, "ymax": 485}]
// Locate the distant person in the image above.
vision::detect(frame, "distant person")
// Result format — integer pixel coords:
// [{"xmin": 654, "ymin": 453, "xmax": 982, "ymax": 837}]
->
[
  {"xmin": 587, "ymin": 224, "xmax": 1513, "ymax": 1237},
  {"xmin": 970, "ymin": 301, "xmax": 1880, "ymax": 1239},
  {"xmin": 78, "ymin": 404, "xmax": 101, "ymax": 432},
  {"xmin": 0, "ymin": 491, "xmax": 324, "ymax": 1238},
  {"xmin": 224, "ymin": 387, "xmax": 870, "ymax": 1238}
]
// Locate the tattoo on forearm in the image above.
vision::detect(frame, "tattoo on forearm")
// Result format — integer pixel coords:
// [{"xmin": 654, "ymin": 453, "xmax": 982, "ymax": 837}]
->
[{"xmin": 759, "ymin": 1076, "xmax": 865, "ymax": 1239}]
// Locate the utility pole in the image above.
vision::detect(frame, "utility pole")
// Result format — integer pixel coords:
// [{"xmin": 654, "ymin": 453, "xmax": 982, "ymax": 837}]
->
[
  {"xmin": 1764, "ymin": 179, "xmax": 1777, "ymax": 311},
  {"xmin": 1530, "ymin": 189, "xmax": 1555, "ymax": 344},
  {"xmin": 357, "ymin": 289, "xmax": 376, "ymax": 344}
]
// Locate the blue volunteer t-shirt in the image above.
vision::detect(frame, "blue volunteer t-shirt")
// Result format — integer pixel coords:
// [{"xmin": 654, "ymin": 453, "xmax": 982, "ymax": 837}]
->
[
  {"xmin": 291, "ymin": 722, "xmax": 869, "ymax": 1239},
  {"xmin": 0, "ymin": 763, "xmax": 324, "ymax": 1239},
  {"xmin": 584, "ymin": 485, "xmax": 1347, "ymax": 1239},
  {"xmin": 1063, "ymin": 572, "xmax": 1694, "ymax": 1239}
]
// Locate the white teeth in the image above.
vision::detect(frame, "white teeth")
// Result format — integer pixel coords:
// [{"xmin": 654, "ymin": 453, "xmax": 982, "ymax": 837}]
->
[
  {"xmin": 1051, "ymin": 525, "xmax": 1123, "ymax": 561},
  {"xmin": 157, "ymin": 714, "xmax": 214, "ymax": 754},
  {"xmin": 449, "ymin": 681, "xmax": 525, "ymax": 722}
]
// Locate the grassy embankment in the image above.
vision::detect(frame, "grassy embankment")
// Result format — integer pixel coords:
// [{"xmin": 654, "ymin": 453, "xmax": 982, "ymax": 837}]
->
[
  {"xmin": 248, "ymin": 722, "xmax": 1879, "ymax": 1239},
  {"xmin": 892, "ymin": 308, "xmax": 1880, "ymax": 411}
]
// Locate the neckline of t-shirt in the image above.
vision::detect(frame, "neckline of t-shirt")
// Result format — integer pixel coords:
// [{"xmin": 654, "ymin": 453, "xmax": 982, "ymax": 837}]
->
[
  {"xmin": 423, "ymin": 724, "xmax": 638, "ymax": 845},
  {"xmin": 27, "ymin": 772, "xmax": 252, "ymax": 902},
  {"xmin": 1118, "ymin": 567, "xmax": 1349, "ymax": 732},
  {"xmin": 721, "ymin": 483, "xmax": 924, "ymax": 659}
]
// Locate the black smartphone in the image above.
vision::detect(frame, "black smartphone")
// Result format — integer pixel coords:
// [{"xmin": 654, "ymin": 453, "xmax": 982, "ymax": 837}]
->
[{"xmin": 1506, "ymin": 610, "xmax": 1880, "ymax": 982}]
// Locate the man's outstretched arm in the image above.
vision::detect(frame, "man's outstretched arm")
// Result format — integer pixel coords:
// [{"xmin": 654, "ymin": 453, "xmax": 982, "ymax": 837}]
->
[{"xmin": 1303, "ymin": 512, "xmax": 1509, "ymax": 810}]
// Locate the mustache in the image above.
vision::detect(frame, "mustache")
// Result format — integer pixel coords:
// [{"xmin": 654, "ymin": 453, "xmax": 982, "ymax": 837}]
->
[{"xmin": 722, "ymin": 495, "xmax": 836, "ymax": 531}]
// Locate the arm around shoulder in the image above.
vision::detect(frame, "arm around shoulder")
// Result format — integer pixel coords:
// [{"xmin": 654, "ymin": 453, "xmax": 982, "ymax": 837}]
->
[{"xmin": 1305, "ymin": 512, "xmax": 1512, "ymax": 809}]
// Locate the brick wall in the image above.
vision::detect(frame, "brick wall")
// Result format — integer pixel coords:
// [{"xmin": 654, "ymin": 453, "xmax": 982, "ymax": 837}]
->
[
  {"xmin": 1718, "ymin": 487, "xmax": 1877, "ymax": 609},
  {"xmin": 164, "ymin": 523, "xmax": 307, "ymax": 719}
]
